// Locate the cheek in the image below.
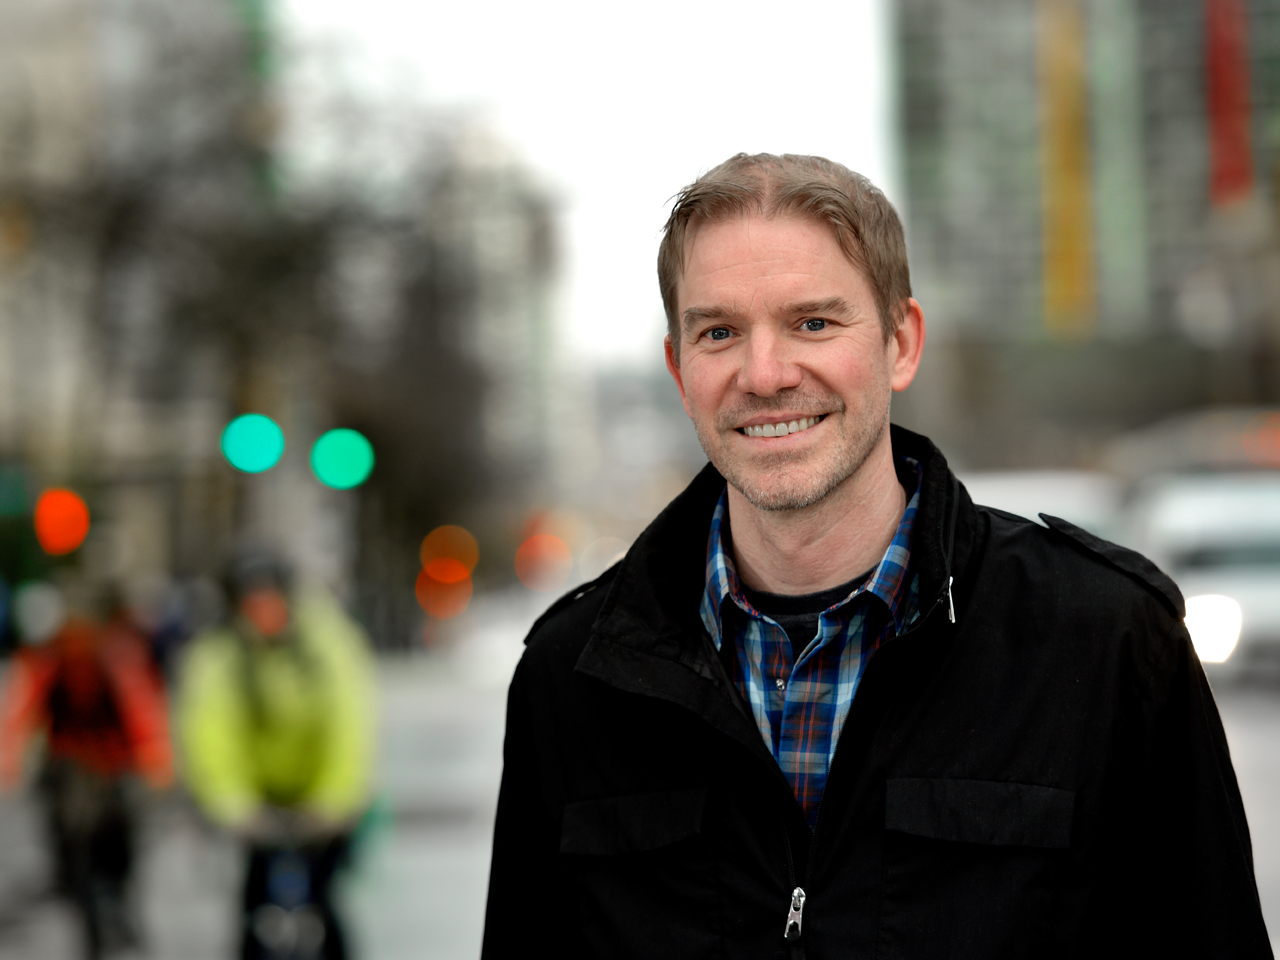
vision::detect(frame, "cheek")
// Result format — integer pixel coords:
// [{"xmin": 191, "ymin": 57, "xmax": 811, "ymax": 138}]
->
[
  {"xmin": 840, "ymin": 348, "xmax": 893, "ymax": 390},
  {"xmin": 676, "ymin": 363, "xmax": 725, "ymax": 417}
]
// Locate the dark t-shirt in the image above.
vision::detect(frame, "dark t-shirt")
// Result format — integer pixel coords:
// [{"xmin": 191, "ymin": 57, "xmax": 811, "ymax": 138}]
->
[{"xmin": 742, "ymin": 572, "xmax": 871, "ymax": 662}]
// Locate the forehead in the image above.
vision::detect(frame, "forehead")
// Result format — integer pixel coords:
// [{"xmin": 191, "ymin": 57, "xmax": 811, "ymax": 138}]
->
[{"xmin": 678, "ymin": 214, "xmax": 866, "ymax": 309}]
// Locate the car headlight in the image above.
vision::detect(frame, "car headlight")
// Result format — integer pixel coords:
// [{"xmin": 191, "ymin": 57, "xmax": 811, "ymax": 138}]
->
[{"xmin": 1184, "ymin": 594, "xmax": 1243, "ymax": 663}]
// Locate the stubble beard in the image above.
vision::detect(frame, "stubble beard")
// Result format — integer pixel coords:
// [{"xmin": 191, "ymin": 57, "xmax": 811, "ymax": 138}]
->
[{"xmin": 691, "ymin": 387, "xmax": 893, "ymax": 513}]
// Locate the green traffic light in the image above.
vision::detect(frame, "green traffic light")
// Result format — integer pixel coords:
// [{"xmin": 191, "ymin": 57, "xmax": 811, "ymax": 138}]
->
[
  {"xmin": 310, "ymin": 429, "xmax": 374, "ymax": 489},
  {"xmin": 221, "ymin": 414, "xmax": 285, "ymax": 473}
]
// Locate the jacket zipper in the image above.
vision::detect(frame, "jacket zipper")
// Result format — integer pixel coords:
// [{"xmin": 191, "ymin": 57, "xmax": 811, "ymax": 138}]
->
[
  {"xmin": 780, "ymin": 821, "xmax": 806, "ymax": 957},
  {"xmin": 784, "ymin": 885, "xmax": 806, "ymax": 940},
  {"xmin": 773, "ymin": 471, "xmax": 962, "ymax": 951},
  {"xmin": 787, "ymin": 575, "xmax": 957, "ymax": 950}
]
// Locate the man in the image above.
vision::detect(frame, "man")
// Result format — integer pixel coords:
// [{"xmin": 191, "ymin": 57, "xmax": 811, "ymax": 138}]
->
[
  {"xmin": 482, "ymin": 154, "xmax": 1272, "ymax": 958},
  {"xmin": 179, "ymin": 552, "xmax": 375, "ymax": 960}
]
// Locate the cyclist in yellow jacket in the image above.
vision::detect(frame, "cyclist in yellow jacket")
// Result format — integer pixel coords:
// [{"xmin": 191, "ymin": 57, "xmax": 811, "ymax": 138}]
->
[{"xmin": 178, "ymin": 552, "xmax": 375, "ymax": 960}]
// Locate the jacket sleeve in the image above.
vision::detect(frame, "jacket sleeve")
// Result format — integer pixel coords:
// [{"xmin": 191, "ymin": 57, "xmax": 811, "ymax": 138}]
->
[
  {"xmin": 0, "ymin": 651, "xmax": 53, "ymax": 788},
  {"xmin": 299, "ymin": 591, "xmax": 376, "ymax": 823},
  {"xmin": 1134, "ymin": 617, "xmax": 1273, "ymax": 958},
  {"xmin": 177, "ymin": 631, "xmax": 259, "ymax": 827},
  {"xmin": 103, "ymin": 630, "xmax": 173, "ymax": 788},
  {"xmin": 481, "ymin": 656, "xmax": 577, "ymax": 959}
]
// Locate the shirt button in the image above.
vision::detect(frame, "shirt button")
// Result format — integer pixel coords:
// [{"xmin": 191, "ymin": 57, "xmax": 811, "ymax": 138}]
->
[{"xmin": 775, "ymin": 678, "xmax": 786, "ymax": 690}]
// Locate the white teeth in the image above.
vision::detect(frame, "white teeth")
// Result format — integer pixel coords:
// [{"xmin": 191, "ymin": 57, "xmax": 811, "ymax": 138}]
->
[{"xmin": 743, "ymin": 416, "xmax": 821, "ymax": 438}]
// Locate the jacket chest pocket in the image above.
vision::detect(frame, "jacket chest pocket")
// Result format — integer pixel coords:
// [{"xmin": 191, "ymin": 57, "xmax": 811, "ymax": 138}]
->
[
  {"xmin": 878, "ymin": 778, "xmax": 1075, "ymax": 960},
  {"xmin": 561, "ymin": 787, "xmax": 707, "ymax": 855},
  {"xmin": 560, "ymin": 788, "xmax": 720, "ymax": 960},
  {"xmin": 885, "ymin": 777, "xmax": 1074, "ymax": 849}
]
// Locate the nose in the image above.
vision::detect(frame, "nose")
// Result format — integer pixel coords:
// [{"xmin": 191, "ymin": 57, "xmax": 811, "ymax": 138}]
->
[{"xmin": 735, "ymin": 328, "xmax": 802, "ymax": 397}]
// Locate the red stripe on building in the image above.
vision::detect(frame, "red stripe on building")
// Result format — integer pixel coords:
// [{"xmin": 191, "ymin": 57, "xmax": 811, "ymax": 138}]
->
[{"xmin": 1206, "ymin": 0, "xmax": 1255, "ymax": 206}]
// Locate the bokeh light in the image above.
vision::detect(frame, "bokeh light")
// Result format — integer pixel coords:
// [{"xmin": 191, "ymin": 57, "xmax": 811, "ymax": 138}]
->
[
  {"xmin": 424, "ymin": 557, "xmax": 470, "ymax": 584},
  {"xmin": 220, "ymin": 414, "xmax": 285, "ymax": 473},
  {"xmin": 415, "ymin": 568, "xmax": 474, "ymax": 620},
  {"xmin": 311, "ymin": 428, "xmax": 375, "ymax": 489},
  {"xmin": 1241, "ymin": 412, "xmax": 1280, "ymax": 467},
  {"xmin": 515, "ymin": 534, "xmax": 573, "ymax": 592},
  {"xmin": 33, "ymin": 489, "xmax": 90, "ymax": 556},
  {"xmin": 12, "ymin": 581, "xmax": 65, "ymax": 644},
  {"xmin": 1184, "ymin": 594, "xmax": 1243, "ymax": 663},
  {"xmin": 416, "ymin": 525, "xmax": 480, "ymax": 620},
  {"xmin": 420, "ymin": 525, "xmax": 480, "ymax": 574}
]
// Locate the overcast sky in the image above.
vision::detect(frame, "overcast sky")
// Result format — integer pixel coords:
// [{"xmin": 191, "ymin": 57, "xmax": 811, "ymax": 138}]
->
[{"xmin": 276, "ymin": 0, "xmax": 898, "ymax": 369}]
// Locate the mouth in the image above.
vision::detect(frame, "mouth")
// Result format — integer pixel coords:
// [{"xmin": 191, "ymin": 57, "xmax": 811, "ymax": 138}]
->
[{"xmin": 737, "ymin": 415, "xmax": 826, "ymax": 438}]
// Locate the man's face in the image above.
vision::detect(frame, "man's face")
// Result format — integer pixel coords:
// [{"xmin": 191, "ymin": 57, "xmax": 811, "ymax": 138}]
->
[{"xmin": 666, "ymin": 215, "xmax": 918, "ymax": 513}]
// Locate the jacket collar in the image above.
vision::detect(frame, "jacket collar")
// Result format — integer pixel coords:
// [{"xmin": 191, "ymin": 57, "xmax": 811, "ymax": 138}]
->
[{"xmin": 575, "ymin": 425, "xmax": 969, "ymax": 759}]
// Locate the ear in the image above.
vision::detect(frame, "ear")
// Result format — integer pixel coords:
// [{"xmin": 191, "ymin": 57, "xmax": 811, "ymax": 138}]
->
[
  {"xmin": 664, "ymin": 335, "xmax": 693, "ymax": 418},
  {"xmin": 888, "ymin": 298, "xmax": 926, "ymax": 392}
]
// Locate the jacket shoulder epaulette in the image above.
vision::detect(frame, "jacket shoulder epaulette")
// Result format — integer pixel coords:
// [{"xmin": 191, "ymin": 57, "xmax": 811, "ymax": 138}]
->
[
  {"xmin": 524, "ymin": 561, "xmax": 622, "ymax": 645},
  {"xmin": 1038, "ymin": 513, "xmax": 1184, "ymax": 619}
]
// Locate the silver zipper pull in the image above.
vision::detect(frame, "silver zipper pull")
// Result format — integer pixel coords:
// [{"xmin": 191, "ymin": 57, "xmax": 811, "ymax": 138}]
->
[
  {"xmin": 947, "ymin": 576, "xmax": 955, "ymax": 624},
  {"xmin": 784, "ymin": 886, "xmax": 806, "ymax": 941}
]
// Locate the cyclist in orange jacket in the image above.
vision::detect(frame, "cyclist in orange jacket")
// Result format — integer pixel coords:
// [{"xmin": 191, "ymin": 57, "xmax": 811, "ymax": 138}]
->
[{"xmin": 0, "ymin": 584, "xmax": 172, "ymax": 958}]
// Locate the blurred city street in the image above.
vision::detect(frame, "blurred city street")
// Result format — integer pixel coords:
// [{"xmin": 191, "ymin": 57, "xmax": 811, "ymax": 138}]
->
[
  {"xmin": 2, "ymin": 591, "xmax": 1280, "ymax": 958},
  {"xmin": 0, "ymin": 592, "xmax": 530, "ymax": 960},
  {"xmin": 0, "ymin": 0, "xmax": 1277, "ymax": 955}
]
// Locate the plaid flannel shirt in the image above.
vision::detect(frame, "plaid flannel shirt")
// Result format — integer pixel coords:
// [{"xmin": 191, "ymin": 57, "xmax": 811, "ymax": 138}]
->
[{"xmin": 700, "ymin": 461, "xmax": 922, "ymax": 826}]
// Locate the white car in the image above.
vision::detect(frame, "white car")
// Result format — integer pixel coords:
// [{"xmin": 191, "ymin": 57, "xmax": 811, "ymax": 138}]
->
[
  {"xmin": 959, "ymin": 470, "xmax": 1123, "ymax": 539},
  {"xmin": 1122, "ymin": 471, "xmax": 1280, "ymax": 678}
]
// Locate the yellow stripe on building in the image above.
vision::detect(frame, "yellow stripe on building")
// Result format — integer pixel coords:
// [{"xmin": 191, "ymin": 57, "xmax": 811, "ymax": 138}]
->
[{"xmin": 1038, "ymin": 0, "xmax": 1097, "ymax": 338}]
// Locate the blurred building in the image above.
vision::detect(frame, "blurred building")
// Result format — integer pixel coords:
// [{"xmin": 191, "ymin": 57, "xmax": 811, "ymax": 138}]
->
[
  {"xmin": 568, "ymin": 363, "xmax": 708, "ymax": 535},
  {"xmin": 895, "ymin": 0, "xmax": 1280, "ymax": 468},
  {"xmin": 329, "ymin": 129, "xmax": 558, "ymax": 649},
  {"xmin": 0, "ymin": 0, "xmax": 271, "ymax": 600},
  {"xmin": 0, "ymin": 0, "xmax": 559, "ymax": 648}
]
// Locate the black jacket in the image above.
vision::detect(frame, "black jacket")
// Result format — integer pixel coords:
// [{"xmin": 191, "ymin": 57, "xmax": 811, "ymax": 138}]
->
[{"xmin": 482, "ymin": 427, "xmax": 1272, "ymax": 959}]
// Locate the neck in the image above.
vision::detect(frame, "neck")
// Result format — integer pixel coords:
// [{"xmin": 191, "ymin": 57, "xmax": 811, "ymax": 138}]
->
[{"xmin": 728, "ymin": 437, "xmax": 906, "ymax": 595}]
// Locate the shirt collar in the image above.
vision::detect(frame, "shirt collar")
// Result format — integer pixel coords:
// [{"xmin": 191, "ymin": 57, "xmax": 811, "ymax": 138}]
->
[{"xmin": 700, "ymin": 458, "xmax": 923, "ymax": 650}]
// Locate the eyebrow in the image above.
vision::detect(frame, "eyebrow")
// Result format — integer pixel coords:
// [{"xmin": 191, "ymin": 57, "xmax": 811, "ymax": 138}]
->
[
  {"xmin": 680, "ymin": 297, "xmax": 857, "ymax": 334},
  {"xmin": 681, "ymin": 305, "xmax": 734, "ymax": 332},
  {"xmin": 788, "ymin": 297, "xmax": 857, "ymax": 318}
]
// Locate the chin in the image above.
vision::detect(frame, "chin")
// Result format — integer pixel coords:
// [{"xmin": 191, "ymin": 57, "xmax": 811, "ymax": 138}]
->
[
  {"xmin": 712, "ymin": 430, "xmax": 885, "ymax": 514},
  {"xmin": 695, "ymin": 409, "xmax": 886, "ymax": 514},
  {"xmin": 735, "ymin": 478, "xmax": 841, "ymax": 512},
  {"xmin": 724, "ymin": 462, "xmax": 849, "ymax": 513}
]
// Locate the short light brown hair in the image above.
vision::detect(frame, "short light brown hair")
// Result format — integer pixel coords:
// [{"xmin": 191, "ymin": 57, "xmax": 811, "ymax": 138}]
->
[{"xmin": 658, "ymin": 153, "xmax": 911, "ymax": 357}]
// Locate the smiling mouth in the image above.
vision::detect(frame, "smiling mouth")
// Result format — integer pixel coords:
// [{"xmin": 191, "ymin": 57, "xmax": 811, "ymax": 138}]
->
[{"xmin": 737, "ymin": 415, "xmax": 826, "ymax": 438}]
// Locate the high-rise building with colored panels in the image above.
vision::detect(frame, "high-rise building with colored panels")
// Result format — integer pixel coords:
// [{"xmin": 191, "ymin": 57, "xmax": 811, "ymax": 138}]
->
[{"xmin": 896, "ymin": 0, "xmax": 1280, "ymax": 466}]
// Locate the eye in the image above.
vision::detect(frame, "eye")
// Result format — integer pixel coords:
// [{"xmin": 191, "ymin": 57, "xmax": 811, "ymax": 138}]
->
[
  {"xmin": 801, "ymin": 318, "xmax": 827, "ymax": 332},
  {"xmin": 705, "ymin": 327, "xmax": 732, "ymax": 341}
]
